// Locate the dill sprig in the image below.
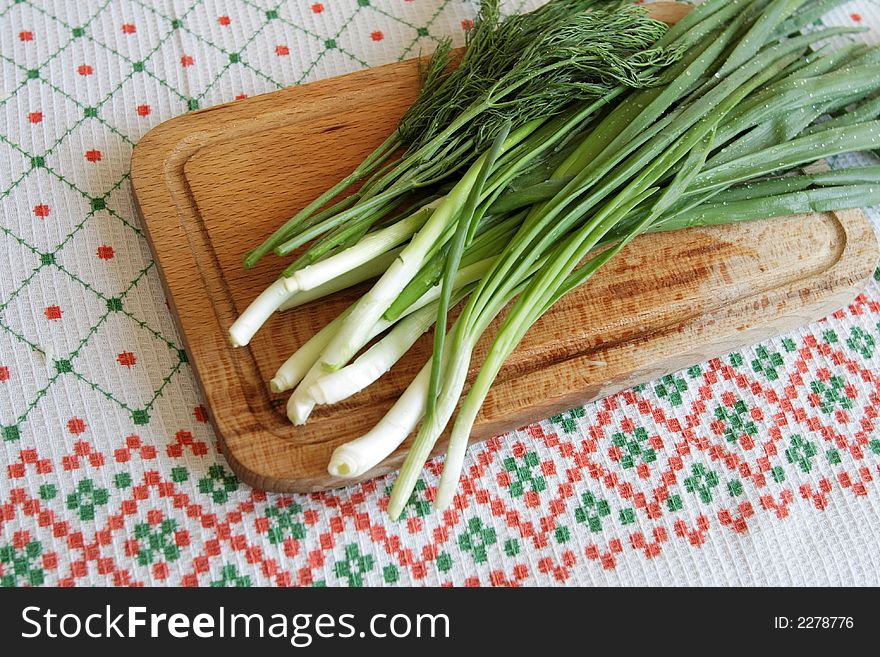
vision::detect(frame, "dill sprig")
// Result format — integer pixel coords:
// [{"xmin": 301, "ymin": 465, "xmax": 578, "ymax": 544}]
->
[
  {"xmin": 399, "ymin": 0, "xmax": 627, "ymax": 151},
  {"xmin": 400, "ymin": 1, "xmax": 675, "ymax": 161}
]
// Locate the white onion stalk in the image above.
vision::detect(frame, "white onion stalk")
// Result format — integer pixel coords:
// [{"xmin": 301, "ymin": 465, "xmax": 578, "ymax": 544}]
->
[
  {"xmin": 433, "ymin": 345, "xmax": 502, "ymax": 512},
  {"xmin": 308, "ymin": 280, "xmax": 472, "ymax": 406},
  {"xmin": 308, "ymin": 301, "xmax": 439, "ymax": 405},
  {"xmin": 284, "ymin": 202, "xmax": 437, "ymax": 294},
  {"xmin": 326, "ymin": 324, "xmax": 463, "ymax": 479},
  {"xmin": 286, "ymin": 361, "xmax": 326, "ymax": 425},
  {"xmin": 228, "ymin": 278, "xmax": 293, "ymax": 347},
  {"xmin": 279, "ymin": 247, "xmax": 404, "ymax": 312},
  {"xmin": 273, "ymin": 258, "xmax": 492, "ymax": 396},
  {"xmin": 401, "ymin": 258, "xmax": 493, "ymax": 313},
  {"xmin": 229, "ymin": 209, "xmax": 432, "ymax": 348},
  {"xmin": 386, "ymin": 346, "xmax": 472, "ymax": 519},
  {"xmin": 288, "ymin": 262, "xmax": 491, "ymax": 421},
  {"xmin": 270, "ymin": 309, "xmax": 350, "ymax": 393},
  {"xmin": 386, "ymin": 281, "xmax": 528, "ymax": 517},
  {"xmin": 326, "ymin": 259, "xmax": 537, "ymax": 485},
  {"xmin": 318, "ymin": 157, "xmax": 488, "ymax": 372},
  {"xmin": 326, "ymin": 359, "xmax": 432, "ymax": 478},
  {"xmin": 281, "ymin": 239, "xmax": 491, "ymax": 320},
  {"xmin": 286, "ymin": 315, "xmax": 397, "ymax": 424}
]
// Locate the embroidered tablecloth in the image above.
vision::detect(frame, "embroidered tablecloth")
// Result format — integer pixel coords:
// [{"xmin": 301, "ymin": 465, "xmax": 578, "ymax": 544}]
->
[{"xmin": 1, "ymin": 0, "xmax": 880, "ymax": 587}]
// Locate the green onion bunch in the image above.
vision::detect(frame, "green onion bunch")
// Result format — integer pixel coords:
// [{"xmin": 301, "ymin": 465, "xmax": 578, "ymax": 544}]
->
[{"xmin": 231, "ymin": 0, "xmax": 880, "ymax": 519}]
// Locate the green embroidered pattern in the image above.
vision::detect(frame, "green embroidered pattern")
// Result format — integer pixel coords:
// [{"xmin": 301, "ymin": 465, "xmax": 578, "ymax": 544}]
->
[
  {"xmin": 458, "ymin": 518, "xmax": 497, "ymax": 564},
  {"xmin": 684, "ymin": 464, "xmax": 719, "ymax": 504}
]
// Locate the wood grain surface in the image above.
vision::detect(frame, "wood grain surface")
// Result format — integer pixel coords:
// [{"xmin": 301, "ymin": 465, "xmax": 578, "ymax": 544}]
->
[{"xmin": 130, "ymin": 2, "xmax": 880, "ymax": 493}]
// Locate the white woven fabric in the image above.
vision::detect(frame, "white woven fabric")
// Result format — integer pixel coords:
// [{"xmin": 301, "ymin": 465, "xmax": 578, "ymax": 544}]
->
[{"xmin": 1, "ymin": 0, "xmax": 879, "ymax": 587}]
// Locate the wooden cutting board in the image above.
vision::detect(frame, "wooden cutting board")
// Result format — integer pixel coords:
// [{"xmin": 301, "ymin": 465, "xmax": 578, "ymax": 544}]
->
[{"xmin": 130, "ymin": 2, "xmax": 879, "ymax": 493}]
